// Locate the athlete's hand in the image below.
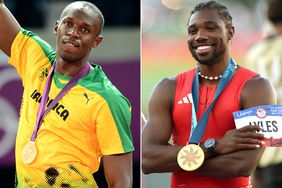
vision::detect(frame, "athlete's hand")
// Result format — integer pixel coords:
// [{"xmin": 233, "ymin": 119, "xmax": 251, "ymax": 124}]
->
[{"xmin": 215, "ymin": 125, "xmax": 264, "ymax": 155}]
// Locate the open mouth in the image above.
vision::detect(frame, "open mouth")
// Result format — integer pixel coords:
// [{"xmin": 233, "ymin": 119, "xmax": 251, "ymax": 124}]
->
[{"xmin": 194, "ymin": 45, "xmax": 213, "ymax": 55}]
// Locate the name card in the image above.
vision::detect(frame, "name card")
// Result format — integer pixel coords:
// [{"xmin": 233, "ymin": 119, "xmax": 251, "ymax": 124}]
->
[{"xmin": 233, "ymin": 105, "xmax": 282, "ymax": 147}]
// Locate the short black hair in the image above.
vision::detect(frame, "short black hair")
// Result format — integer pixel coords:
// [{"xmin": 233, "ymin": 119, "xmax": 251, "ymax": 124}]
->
[
  {"xmin": 268, "ymin": 0, "xmax": 282, "ymax": 24},
  {"xmin": 189, "ymin": 1, "xmax": 233, "ymax": 28},
  {"xmin": 60, "ymin": 1, "xmax": 105, "ymax": 34}
]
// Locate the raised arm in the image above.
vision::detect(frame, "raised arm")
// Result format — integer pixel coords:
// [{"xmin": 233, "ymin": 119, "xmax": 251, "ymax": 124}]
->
[{"xmin": 0, "ymin": 0, "xmax": 21, "ymax": 56}]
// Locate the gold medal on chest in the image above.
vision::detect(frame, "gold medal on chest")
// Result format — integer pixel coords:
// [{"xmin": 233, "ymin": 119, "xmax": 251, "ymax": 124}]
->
[
  {"xmin": 177, "ymin": 144, "xmax": 205, "ymax": 171},
  {"xmin": 22, "ymin": 141, "xmax": 38, "ymax": 164}
]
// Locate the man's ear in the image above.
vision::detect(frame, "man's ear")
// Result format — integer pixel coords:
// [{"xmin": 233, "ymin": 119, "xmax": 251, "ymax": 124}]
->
[
  {"xmin": 92, "ymin": 35, "xmax": 103, "ymax": 48},
  {"xmin": 54, "ymin": 20, "xmax": 60, "ymax": 35},
  {"xmin": 227, "ymin": 26, "xmax": 235, "ymax": 41}
]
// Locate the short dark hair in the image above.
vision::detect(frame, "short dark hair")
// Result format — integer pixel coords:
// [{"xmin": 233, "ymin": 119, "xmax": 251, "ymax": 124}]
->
[
  {"xmin": 60, "ymin": 1, "xmax": 105, "ymax": 34},
  {"xmin": 268, "ymin": 0, "xmax": 282, "ymax": 24},
  {"xmin": 189, "ymin": 1, "xmax": 233, "ymax": 28}
]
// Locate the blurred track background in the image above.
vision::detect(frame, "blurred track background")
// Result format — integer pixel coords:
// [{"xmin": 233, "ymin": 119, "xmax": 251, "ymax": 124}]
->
[{"xmin": 142, "ymin": 0, "xmax": 270, "ymax": 187}]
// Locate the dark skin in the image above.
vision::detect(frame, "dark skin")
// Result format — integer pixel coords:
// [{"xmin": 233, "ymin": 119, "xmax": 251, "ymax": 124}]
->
[
  {"xmin": 0, "ymin": 1, "xmax": 132, "ymax": 187},
  {"xmin": 274, "ymin": 23, "xmax": 282, "ymax": 35},
  {"xmin": 54, "ymin": 2, "xmax": 102, "ymax": 77},
  {"xmin": 142, "ymin": 9, "xmax": 277, "ymax": 178}
]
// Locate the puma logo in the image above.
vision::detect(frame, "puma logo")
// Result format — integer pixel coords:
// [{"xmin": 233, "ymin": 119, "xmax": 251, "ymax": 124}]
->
[
  {"xmin": 83, "ymin": 92, "xmax": 94, "ymax": 104},
  {"xmin": 38, "ymin": 68, "xmax": 49, "ymax": 81}
]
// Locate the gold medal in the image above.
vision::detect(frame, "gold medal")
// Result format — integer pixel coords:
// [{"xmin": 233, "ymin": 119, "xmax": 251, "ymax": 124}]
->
[
  {"xmin": 177, "ymin": 144, "xmax": 205, "ymax": 171},
  {"xmin": 22, "ymin": 141, "xmax": 38, "ymax": 164}
]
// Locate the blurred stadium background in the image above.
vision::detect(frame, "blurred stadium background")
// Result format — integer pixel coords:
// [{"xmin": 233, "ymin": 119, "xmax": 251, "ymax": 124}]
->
[
  {"xmin": 142, "ymin": 0, "xmax": 271, "ymax": 187},
  {"xmin": 0, "ymin": 0, "xmax": 140, "ymax": 187}
]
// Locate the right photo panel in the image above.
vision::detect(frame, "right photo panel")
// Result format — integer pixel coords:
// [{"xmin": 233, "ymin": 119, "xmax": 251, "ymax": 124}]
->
[{"xmin": 142, "ymin": 0, "xmax": 282, "ymax": 188}]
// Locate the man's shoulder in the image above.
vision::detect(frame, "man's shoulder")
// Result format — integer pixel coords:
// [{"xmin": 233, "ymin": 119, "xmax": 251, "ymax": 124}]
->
[
  {"xmin": 155, "ymin": 68, "xmax": 196, "ymax": 95},
  {"xmin": 149, "ymin": 77, "xmax": 177, "ymax": 104},
  {"xmin": 159, "ymin": 77, "xmax": 177, "ymax": 85},
  {"xmin": 243, "ymin": 75, "xmax": 272, "ymax": 89},
  {"xmin": 81, "ymin": 66, "xmax": 130, "ymax": 106},
  {"xmin": 155, "ymin": 77, "xmax": 177, "ymax": 94},
  {"xmin": 14, "ymin": 28, "xmax": 54, "ymax": 57},
  {"xmin": 240, "ymin": 75, "xmax": 277, "ymax": 108},
  {"xmin": 241, "ymin": 75, "xmax": 275, "ymax": 102},
  {"xmin": 19, "ymin": 28, "xmax": 52, "ymax": 47}
]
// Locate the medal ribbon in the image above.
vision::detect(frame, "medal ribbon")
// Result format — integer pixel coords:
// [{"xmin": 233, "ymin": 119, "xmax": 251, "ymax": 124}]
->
[
  {"xmin": 30, "ymin": 62, "xmax": 90, "ymax": 141},
  {"xmin": 189, "ymin": 58, "xmax": 236, "ymax": 144}
]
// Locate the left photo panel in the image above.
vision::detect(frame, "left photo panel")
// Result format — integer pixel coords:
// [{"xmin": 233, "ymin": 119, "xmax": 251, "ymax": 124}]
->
[{"xmin": 0, "ymin": 0, "xmax": 140, "ymax": 187}]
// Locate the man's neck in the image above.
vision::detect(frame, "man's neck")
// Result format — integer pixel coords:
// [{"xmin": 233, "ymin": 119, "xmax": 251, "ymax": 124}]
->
[
  {"xmin": 198, "ymin": 56, "xmax": 231, "ymax": 86},
  {"xmin": 198, "ymin": 57, "xmax": 229, "ymax": 74},
  {"xmin": 55, "ymin": 60, "xmax": 89, "ymax": 77}
]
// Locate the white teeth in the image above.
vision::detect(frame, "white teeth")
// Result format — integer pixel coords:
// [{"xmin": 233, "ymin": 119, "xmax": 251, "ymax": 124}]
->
[{"xmin": 196, "ymin": 46, "xmax": 211, "ymax": 50}]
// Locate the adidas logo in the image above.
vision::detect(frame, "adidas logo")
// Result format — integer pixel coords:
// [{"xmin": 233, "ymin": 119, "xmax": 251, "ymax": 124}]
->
[{"xmin": 178, "ymin": 93, "xmax": 193, "ymax": 104}]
